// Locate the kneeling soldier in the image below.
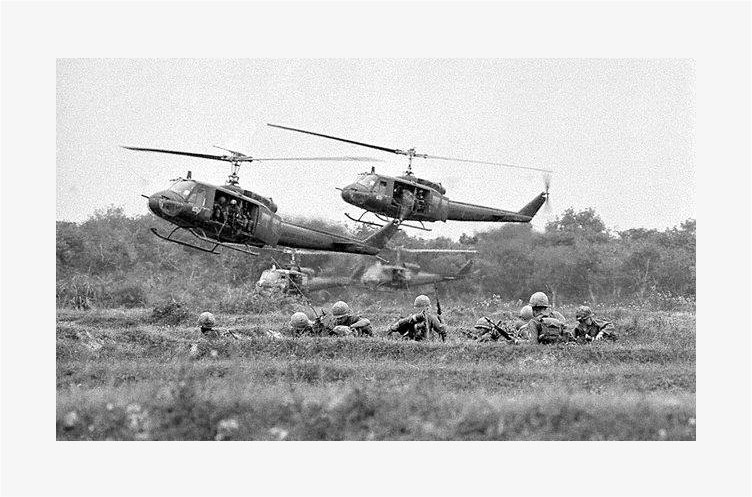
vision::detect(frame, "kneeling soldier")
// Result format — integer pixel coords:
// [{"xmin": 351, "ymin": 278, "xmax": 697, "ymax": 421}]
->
[
  {"xmin": 524, "ymin": 292, "xmax": 573, "ymax": 344},
  {"xmin": 573, "ymin": 306, "xmax": 617, "ymax": 342},
  {"xmin": 327, "ymin": 301, "xmax": 373, "ymax": 337},
  {"xmin": 388, "ymin": 294, "xmax": 446, "ymax": 341}
]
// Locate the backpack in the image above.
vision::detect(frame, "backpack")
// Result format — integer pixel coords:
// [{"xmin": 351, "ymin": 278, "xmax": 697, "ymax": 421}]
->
[{"xmin": 537, "ymin": 316, "xmax": 567, "ymax": 344}]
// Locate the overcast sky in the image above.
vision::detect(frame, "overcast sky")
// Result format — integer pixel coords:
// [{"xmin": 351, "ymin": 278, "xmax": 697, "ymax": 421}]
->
[{"xmin": 56, "ymin": 58, "xmax": 694, "ymax": 239}]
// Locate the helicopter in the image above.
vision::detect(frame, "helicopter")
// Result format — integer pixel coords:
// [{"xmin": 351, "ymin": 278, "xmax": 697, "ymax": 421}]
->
[
  {"xmin": 255, "ymin": 247, "xmax": 477, "ymax": 294},
  {"xmin": 123, "ymin": 145, "xmax": 401, "ymax": 256},
  {"xmin": 255, "ymin": 250, "xmax": 359, "ymax": 294},
  {"xmin": 267, "ymin": 124, "xmax": 552, "ymax": 231},
  {"xmin": 359, "ymin": 247, "xmax": 478, "ymax": 290}
]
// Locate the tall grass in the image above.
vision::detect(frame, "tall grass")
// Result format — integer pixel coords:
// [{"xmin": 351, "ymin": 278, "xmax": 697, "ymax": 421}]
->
[{"xmin": 57, "ymin": 304, "xmax": 695, "ymax": 441}]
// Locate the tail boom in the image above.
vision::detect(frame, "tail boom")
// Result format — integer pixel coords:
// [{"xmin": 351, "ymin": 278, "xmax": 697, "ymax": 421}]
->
[
  {"xmin": 445, "ymin": 192, "xmax": 546, "ymax": 223},
  {"xmin": 276, "ymin": 219, "xmax": 399, "ymax": 255}
]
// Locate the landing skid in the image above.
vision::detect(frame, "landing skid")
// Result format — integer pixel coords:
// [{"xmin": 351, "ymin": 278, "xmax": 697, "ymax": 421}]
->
[
  {"xmin": 345, "ymin": 211, "xmax": 432, "ymax": 232},
  {"xmin": 150, "ymin": 226, "xmax": 260, "ymax": 256}
]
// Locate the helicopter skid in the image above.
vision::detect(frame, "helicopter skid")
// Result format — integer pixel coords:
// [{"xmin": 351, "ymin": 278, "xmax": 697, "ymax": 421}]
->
[
  {"xmin": 150, "ymin": 227, "xmax": 259, "ymax": 256},
  {"xmin": 346, "ymin": 211, "xmax": 432, "ymax": 232},
  {"xmin": 345, "ymin": 212, "xmax": 386, "ymax": 228},
  {"xmin": 374, "ymin": 213, "xmax": 432, "ymax": 232}
]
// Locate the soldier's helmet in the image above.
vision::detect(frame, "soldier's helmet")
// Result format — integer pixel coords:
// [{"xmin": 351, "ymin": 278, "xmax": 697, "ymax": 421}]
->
[
  {"xmin": 414, "ymin": 294, "xmax": 431, "ymax": 309},
  {"xmin": 198, "ymin": 312, "xmax": 215, "ymax": 328},
  {"xmin": 474, "ymin": 318, "xmax": 492, "ymax": 330},
  {"xmin": 290, "ymin": 312, "xmax": 311, "ymax": 329},
  {"xmin": 218, "ymin": 196, "xmax": 227, "ymax": 204},
  {"xmin": 331, "ymin": 301, "xmax": 351, "ymax": 317},
  {"xmin": 576, "ymin": 306, "xmax": 593, "ymax": 321},
  {"xmin": 230, "ymin": 199, "xmax": 237, "ymax": 205},
  {"xmin": 529, "ymin": 292, "xmax": 550, "ymax": 308},
  {"xmin": 519, "ymin": 305, "xmax": 534, "ymax": 321}
]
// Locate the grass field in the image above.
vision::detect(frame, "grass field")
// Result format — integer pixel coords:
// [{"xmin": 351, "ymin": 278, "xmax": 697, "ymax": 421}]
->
[{"xmin": 56, "ymin": 298, "xmax": 695, "ymax": 440}]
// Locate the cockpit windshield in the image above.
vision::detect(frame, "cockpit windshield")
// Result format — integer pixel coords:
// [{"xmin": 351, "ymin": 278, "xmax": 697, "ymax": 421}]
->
[
  {"xmin": 168, "ymin": 180, "xmax": 196, "ymax": 199},
  {"xmin": 355, "ymin": 175, "xmax": 378, "ymax": 190}
]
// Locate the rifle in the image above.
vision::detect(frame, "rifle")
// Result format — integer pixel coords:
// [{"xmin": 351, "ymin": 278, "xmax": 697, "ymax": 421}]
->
[
  {"xmin": 434, "ymin": 283, "xmax": 443, "ymax": 323},
  {"xmin": 272, "ymin": 256, "xmax": 320, "ymax": 319},
  {"xmin": 433, "ymin": 283, "xmax": 445, "ymax": 342},
  {"xmin": 483, "ymin": 317, "xmax": 517, "ymax": 343}
]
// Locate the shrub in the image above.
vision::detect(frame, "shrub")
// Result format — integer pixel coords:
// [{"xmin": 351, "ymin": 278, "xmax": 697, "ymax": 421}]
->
[{"xmin": 151, "ymin": 300, "xmax": 191, "ymax": 325}]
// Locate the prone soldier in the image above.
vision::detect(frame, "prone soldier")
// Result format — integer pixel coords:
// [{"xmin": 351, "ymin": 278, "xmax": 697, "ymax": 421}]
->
[
  {"xmin": 523, "ymin": 292, "xmax": 574, "ymax": 344},
  {"xmin": 573, "ymin": 306, "xmax": 617, "ymax": 342},
  {"xmin": 198, "ymin": 312, "xmax": 220, "ymax": 339},
  {"xmin": 388, "ymin": 294, "xmax": 446, "ymax": 341},
  {"xmin": 323, "ymin": 301, "xmax": 373, "ymax": 337},
  {"xmin": 288, "ymin": 311, "xmax": 317, "ymax": 337},
  {"xmin": 470, "ymin": 316, "xmax": 518, "ymax": 343},
  {"xmin": 196, "ymin": 312, "xmax": 244, "ymax": 340}
]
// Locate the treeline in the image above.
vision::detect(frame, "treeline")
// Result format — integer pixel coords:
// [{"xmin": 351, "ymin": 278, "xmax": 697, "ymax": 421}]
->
[{"xmin": 56, "ymin": 206, "xmax": 695, "ymax": 309}]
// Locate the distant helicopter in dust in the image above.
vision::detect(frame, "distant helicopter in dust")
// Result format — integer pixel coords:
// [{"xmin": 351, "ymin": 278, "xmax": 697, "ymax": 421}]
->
[{"xmin": 255, "ymin": 247, "xmax": 478, "ymax": 295}]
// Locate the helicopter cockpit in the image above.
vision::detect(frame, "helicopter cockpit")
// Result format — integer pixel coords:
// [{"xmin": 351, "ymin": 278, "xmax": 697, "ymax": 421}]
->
[
  {"xmin": 168, "ymin": 180, "xmax": 196, "ymax": 199},
  {"xmin": 166, "ymin": 180, "xmax": 209, "ymax": 209},
  {"xmin": 354, "ymin": 174, "xmax": 379, "ymax": 190}
]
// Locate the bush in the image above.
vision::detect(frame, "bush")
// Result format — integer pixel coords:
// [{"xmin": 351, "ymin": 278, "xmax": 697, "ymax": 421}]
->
[{"xmin": 151, "ymin": 301, "xmax": 191, "ymax": 325}]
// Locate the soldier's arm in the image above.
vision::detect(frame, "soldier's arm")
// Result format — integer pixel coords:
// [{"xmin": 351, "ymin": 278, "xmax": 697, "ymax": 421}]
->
[
  {"xmin": 350, "ymin": 316, "xmax": 371, "ymax": 329},
  {"xmin": 389, "ymin": 316, "xmax": 413, "ymax": 334},
  {"xmin": 426, "ymin": 313, "xmax": 446, "ymax": 335},
  {"xmin": 595, "ymin": 319, "xmax": 615, "ymax": 339}
]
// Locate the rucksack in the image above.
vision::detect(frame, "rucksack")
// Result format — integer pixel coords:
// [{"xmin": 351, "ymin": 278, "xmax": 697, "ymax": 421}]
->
[{"xmin": 538, "ymin": 316, "xmax": 568, "ymax": 344}]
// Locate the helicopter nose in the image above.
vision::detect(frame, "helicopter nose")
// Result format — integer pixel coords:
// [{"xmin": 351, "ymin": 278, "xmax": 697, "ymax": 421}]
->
[
  {"xmin": 341, "ymin": 187, "xmax": 355, "ymax": 203},
  {"xmin": 148, "ymin": 190, "xmax": 183, "ymax": 218}
]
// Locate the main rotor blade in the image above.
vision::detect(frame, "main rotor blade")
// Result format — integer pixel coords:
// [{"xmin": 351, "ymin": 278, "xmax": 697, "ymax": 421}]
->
[
  {"xmin": 425, "ymin": 155, "xmax": 553, "ymax": 174},
  {"xmin": 213, "ymin": 145, "xmax": 246, "ymax": 156},
  {"xmin": 252, "ymin": 156, "xmax": 381, "ymax": 162},
  {"xmin": 267, "ymin": 123, "xmax": 400, "ymax": 155},
  {"xmin": 123, "ymin": 146, "xmax": 378, "ymax": 163},
  {"xmin": 122, "ymin": 146, "xmax": 238, "ymax": 162},
  {"xmin": 399, "ymin": 248, "xmax": 479, "ymax": 254}
]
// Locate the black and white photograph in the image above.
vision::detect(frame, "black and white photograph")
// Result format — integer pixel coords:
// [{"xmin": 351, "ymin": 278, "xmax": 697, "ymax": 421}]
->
[
  {"xmin": 2, "ymin": 1, "xmax": 750, "ymax": 496},
  {"xmin": 54, "ymin": 57, "xmax": 697, "ymax": 442}
]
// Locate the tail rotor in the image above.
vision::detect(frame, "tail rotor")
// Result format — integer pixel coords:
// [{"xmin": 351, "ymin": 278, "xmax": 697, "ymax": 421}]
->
[{"xmin": 542, "ymin": 172, "xmax": 553, "ymax": 215}]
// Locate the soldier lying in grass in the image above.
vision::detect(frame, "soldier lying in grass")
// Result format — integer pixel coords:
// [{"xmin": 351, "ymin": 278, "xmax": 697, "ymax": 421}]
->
[
  {"xmin": 573, "ymin": 306, "xmax": 617, "ymax": 342},
  {"xmin": 288, "ymin": 301, "xmax": 373, "ymax": 338},
  {"xmin": 467, "ymin": 317, "xmax": 519, "ymax": 343}
]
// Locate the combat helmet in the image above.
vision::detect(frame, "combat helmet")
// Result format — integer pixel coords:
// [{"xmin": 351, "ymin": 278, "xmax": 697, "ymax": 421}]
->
[
  {"xmin": 290, "ymin": 312, "xmax": 311, "ymax": 329},
  {"xmin": 414, "ymin": 294, "xmax": 431, "ymax": 309},
  {"xmin": 474, "ymin": 317, "xmax": 492, "ymax": 330},
  {"xmin": 331, "ymin": 301, "xmax": 351, "ymax": 317},
  {"xmin": 529, "ymin": 292, "xmax": 550, "ymax": 308},
  {"xmin": 575, "ymin": 306, "xmax": 593, "ymax": 321},
  {"xmin": 198, "ymin": 312, "xmax": 215, "ymax": 328},
  {"xmin": 519, "ymin": 305, "xmax": 534, "ymax": 321}
]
